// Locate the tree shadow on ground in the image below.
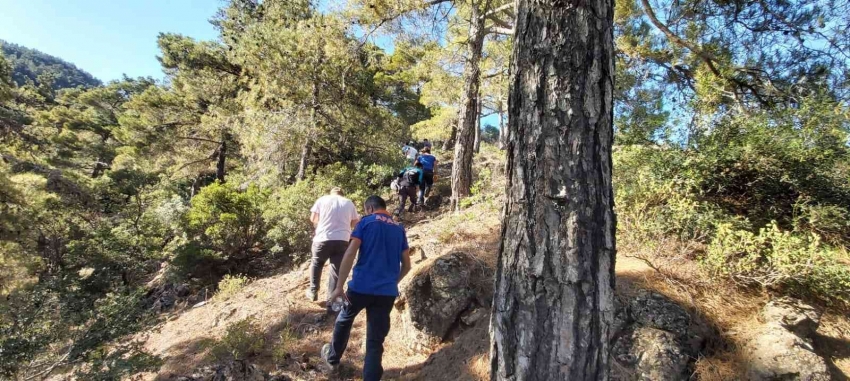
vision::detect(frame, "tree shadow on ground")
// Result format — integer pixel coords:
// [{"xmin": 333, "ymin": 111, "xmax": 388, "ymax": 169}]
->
[
  {"xmin": 812, "ymin": 331, "xmax": 850, "ymax": 381},
  {"xmin": 150, "ymin": 336, "xmax": 218, "ymax": 381}
]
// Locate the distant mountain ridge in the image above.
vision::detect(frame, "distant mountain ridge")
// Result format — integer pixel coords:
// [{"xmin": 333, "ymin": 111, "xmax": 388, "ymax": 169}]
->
[{"xmin": 0, "ymin": 40, "xmax": 102, "ymax": 90}]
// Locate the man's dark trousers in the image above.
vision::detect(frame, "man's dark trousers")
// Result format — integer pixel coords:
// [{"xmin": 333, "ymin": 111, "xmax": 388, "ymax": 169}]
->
[
  {"xmin": 396, "ymin": 185, "xmax": 417, "ymax": 215},
  {"xmin": 309, "ymin": 240, "xmax": 348, "ymax": 298},
  {"xmin": 418, "ymin": 170, "xmax": 434, "ymax": 204},
  {"xmin": 327, "ymin": 291, "xmax": 396, "ymax": 381}
]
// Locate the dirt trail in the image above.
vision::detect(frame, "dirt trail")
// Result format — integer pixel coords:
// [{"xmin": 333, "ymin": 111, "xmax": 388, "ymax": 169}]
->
[{"xmin": 135, "ymin": 157, "xmax": 473, "ymax": 380}]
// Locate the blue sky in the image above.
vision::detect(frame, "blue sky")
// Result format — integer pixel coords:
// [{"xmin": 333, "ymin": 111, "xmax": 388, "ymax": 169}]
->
[
  {"xmin": 0, "ymin": 0, "xmax": 221, "ymax": 82},
  {"xmin": 0, "ymin": 0, "xmax": 497, "ymax": 126}
]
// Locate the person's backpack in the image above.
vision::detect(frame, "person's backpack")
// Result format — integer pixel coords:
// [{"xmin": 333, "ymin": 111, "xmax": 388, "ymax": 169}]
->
[{"xmin": 401, "ymin": 168, "xmax": 420, "ymax": 185}]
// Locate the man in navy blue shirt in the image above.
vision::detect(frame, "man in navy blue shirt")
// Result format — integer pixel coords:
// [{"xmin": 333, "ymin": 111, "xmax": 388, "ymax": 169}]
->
[
  {"xmin": 321, "ymin": 196, "xmax": 412, "ymax": 380},
  {"xmin": 415, "ymin": 147, "xmax": 438, "ymax": 205}
]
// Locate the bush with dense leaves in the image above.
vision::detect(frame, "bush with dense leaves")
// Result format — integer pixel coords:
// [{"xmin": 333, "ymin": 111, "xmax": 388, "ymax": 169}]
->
[
  {"xmin": 264, "ymin": 162, "xmax": 396, "ymax": 260},
  {"xmin": 614, "ymin": 97, "xmax": 850, "ymax": 305},
  {"xmin": 172, "ymin": 182, "xmax": 269, "ymax": 278},
  {"xmin": 704, "ymin": 222, "xmax": 850, "ymax": 305}
]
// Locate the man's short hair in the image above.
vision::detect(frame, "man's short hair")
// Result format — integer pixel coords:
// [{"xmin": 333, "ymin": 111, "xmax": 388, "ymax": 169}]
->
[
  {"xmin": 364, "ymin": 195, "xmax": 386, "ymax": 210},
  {"xmin": 330, "ymin": 187, "xmax": 343, "ymax": 195},
  {"xmin": 421, "ymin": 147, "xmax": 431, "ymax": 154}
]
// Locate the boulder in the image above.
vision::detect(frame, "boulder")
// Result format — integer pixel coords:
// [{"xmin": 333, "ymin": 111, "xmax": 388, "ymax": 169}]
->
[
  {"xmin": 147, "ymin": 283, "xmax": 178, "ymax": 313},
  {"xmin": 397, "ymin": 252, "xmax": 478, "ymax": 352},
  {"xmin": 460, "ymin": 307, "xmax": 489, "ymax": 326},
  {"xmin": 612, "ymin": 327, "xmax": 689, "ymax": 381},
  {"xmin": 743, "ymin": 298, "xmax": 830, "ymax": 381},
  {"xmin": 176, "ymin": 283, "xmax": 191, "ymax": 297},
  {"xmin": 629, "ymin": 291, "xmax": 708, "ymax": 353},
  {"xmin": 761, "ymin": 297, "xmax": 822, "ymax": 338},
  {"xmin": 611, "ymin": 291, "xmax": 709, "ymax": 381},
  {"xmin": 424, "ymin": 194, "xmax": 443, "ymax": 210}
]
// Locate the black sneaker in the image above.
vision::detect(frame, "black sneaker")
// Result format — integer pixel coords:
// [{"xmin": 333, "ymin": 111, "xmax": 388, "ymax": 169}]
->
[{"xmin": 320, "ymin": 344, "xmax": 339, "ymax": 372}]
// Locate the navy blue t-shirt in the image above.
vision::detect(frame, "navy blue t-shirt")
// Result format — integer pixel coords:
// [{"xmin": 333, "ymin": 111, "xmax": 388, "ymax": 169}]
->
[
  {"xmin": 417, "ymin": 154, "xmax": 437, "ymax": 171},
  {"xmin": 348, "ymin": 212, "xmax": 409, "ymax": 296}
]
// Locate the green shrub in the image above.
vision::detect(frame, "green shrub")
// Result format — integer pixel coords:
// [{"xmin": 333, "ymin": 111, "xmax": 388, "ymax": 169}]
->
[
  {"xmin": 689, "ymin": 103, "xmax": 850, "ymax": 231},
  {"xmin": 703, "ymin": 222, "xmax": 850, "ymax": 305},
  {"xmin": 272, "ymin": 321, "xmax": 297, "ymax": 363},
  {"xmin": 170, "ymin": 239, "xmax": 223, "ymax": 280},
  {"xmin": 613, "ymin": 146, "xmax": 741, "ymax": 246},
  {"xmin": 184, "ymin": 182, "xmax": 269, "ymax": 258},
  {"xmin": 208, "ymin": 317, "xmax": 266, "ymax": 361},
  {"xmin": 793, "ymin": 200, "xmax": 850, "ymax": 245},
  {"xmin": 215, "ymin": 274, "xmax": 249, "ymax": 300},
  {"xmin": 264, "ymin": 162, "xmax": 394, "ymax": 260}
]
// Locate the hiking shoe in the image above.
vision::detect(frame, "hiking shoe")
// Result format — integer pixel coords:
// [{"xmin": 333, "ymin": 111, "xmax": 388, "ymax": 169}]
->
[
  {"xmin": 306, "ymin": 289, "xmax": 318, "ymax": 302},
  {"xmin": 320, "ymin": 343, "xmax": 339, "ymax": 372}
]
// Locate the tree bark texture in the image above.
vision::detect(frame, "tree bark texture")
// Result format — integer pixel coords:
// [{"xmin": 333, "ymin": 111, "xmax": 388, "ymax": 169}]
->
[
  {"xmin": 474, "ymin": 98, "xmax": 482, "ymax": 153},
  {"xmin": 451, "ymin": 3, "xmax": 486, "ymax": 210},
  {"xmin": 216, "ymin": 135, "xmax": 227, "ymax": 183},
  {"xmin": 295, "ymin": 137, "xmax": 312, "ymax": 181},
  {"xmin": 296, "ymin": 81, "xmax": 320, "ymax": 181},
  {"xmin": 489, "ymin": 0, "xmax": 616, "ymax": 379},
  {"xmin": 442, "ymin": 123, "xmax": 457, "ymax": 151}
]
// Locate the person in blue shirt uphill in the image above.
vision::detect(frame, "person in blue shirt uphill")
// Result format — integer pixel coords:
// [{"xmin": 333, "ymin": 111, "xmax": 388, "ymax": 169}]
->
[
  {"xmin": 321, "ymin": 196, "xmax": 412, "ymax": 380},
  {"xmin": 395, "ymin": 161, "xmax": 423, "ymax": 217},
  {"xmin": 415, "ymin": 147, "xmax": 438, "ymax": 205}
]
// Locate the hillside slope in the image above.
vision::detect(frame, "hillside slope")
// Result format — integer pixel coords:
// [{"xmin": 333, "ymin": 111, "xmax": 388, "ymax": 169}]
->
[
  {"xmin": 0, "ymin": 40, "xmax": 102, "ymax": 89},
  {"xmin": 121, "ymin": 147, "xmax": 850, "ymax": 381}
]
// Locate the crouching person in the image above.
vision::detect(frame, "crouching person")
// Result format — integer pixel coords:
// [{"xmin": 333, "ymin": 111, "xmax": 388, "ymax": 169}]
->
[{"xmin": 321, "ymin": 195, "xmax": 412, "ymax": 380}]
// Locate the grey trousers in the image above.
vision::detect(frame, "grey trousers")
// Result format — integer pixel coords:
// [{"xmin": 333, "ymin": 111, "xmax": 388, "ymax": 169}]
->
[{"xmin": 309, "ymin": 240, "xmax": 349, "ymax": 298}]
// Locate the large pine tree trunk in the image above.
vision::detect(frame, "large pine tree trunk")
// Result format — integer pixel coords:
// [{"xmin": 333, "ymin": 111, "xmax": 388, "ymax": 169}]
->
[
  {"xmin": 451, "ymin": 4, "xmax": 486, "ymax": 210},
  {"xmin": 295, "ymin": 137, "xmax": 312, "ymax": 181},
  {"xmin": 474, "ymin": 98, "xmax": 482, "ymax": 153},
  {"xmin": 216, "ymin": 133, "xmax": 228, "ymax": 183},
  {"xmin": 296, "ymin": 81, "xmax": 320, "ymax": 181},
  {"xmin": 489, "ymin": 0, "xmax": 616, "ymax": 379}
]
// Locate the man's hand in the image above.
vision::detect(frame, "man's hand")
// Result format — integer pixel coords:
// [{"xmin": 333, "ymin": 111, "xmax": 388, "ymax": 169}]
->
[{"xmin": 328, "ymin": 287, "xmax": 348, "ymax": 304}]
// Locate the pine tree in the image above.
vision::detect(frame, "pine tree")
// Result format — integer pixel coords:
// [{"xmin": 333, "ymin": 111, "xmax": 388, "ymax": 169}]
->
[{"xmin": 490, "ymin": 0, "xmax": 617, "ymax": 379}]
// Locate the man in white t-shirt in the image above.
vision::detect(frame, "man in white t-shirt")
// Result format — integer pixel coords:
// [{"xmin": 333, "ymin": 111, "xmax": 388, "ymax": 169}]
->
[
  {"xmin": 402, "ymin": 143, "xmax": 418, "ymax": 165},
  {"xmin": 307, "ymin": 187, "xmax": 360, "ymax": 305}
]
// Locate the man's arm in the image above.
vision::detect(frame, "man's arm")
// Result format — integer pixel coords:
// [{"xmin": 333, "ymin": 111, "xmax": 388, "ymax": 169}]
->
[
  {"xmin": 310, "ymin": 212, "xmax": 319, "ymax": 227},
  {"xmin": 398, "ymin": 248, "xmax": 412, "ymax": 283},
  {"xmin": 332, "ymin": 239, "xmax": 361, "ymax": 296}
]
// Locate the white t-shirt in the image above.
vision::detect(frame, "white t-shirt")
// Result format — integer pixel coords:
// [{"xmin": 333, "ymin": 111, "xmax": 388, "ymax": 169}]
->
[
  {"xmin": 403, "ymin": 146, "xmax": 418, "ymax": 160},
  {"xmin": 310, "ymin": 195, "xmax": 360, "ymax": 242}
]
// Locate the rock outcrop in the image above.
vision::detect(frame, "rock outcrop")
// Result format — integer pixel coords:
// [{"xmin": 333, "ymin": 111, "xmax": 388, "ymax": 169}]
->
[
  {"xmin": 396, "ymin": 252, "xmax": 482, "ymax": 352},
  {"xmin": 744, "ymin": 297, "xmax": 830, "ymax": 381},
  {"xmin": 174, "ymin": 360, "xmax": 290, "ymax": 381},
  {"xmin": 611, "ymin": 291, "xmax": 710, "ymax": 381},
  {"xmin": 423, "ymin": 194, "xmax": 443, "ymax": 210}
]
